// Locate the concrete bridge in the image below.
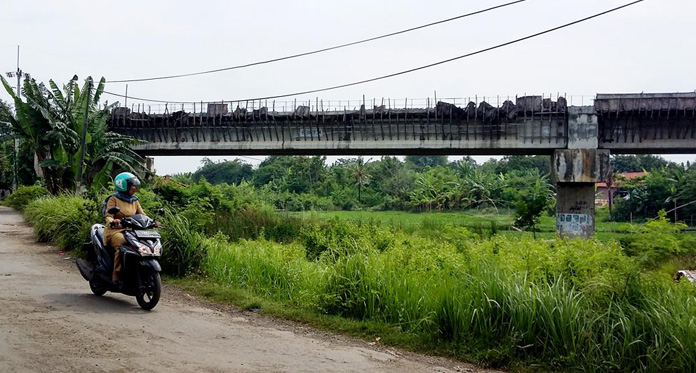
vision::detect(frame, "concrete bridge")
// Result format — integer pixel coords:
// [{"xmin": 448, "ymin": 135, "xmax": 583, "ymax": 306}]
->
[{"xmin": 108, "ymin": 92, "xmax": 696, "ymax": 238}]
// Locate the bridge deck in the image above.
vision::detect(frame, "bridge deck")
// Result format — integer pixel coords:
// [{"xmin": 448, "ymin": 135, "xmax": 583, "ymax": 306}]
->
[
  {"xmin": 596, "ymin": 93, "xmax": 696, "ymax": 153},
  {"xmin": 110, "ymin": 96, "xmax": 569, "ymax": 156},
  {"xmin": 107, "ymin": 93, "xmax": 696, "ymax": 155}
]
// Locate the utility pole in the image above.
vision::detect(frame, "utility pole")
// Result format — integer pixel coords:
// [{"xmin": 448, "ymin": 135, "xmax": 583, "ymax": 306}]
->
[
  {"xmin": 4, "ymin": 46, "xmax": 25, "ymax": 192},
  {"xmin": 76, "ymin": 79, "xmax": 92, "ymax": 193}
]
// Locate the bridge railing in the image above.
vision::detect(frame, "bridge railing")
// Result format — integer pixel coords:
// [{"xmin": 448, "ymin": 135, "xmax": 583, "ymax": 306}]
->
[{"xmin": 112, "ymin": 94, "xmax": 595, "ymax": 115}]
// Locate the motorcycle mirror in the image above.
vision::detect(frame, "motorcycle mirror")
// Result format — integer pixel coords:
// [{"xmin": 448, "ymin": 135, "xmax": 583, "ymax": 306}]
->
[
  {"xmin": 156, "ymin": 208, "xmax": 165, "ymax": 216},
  {"xmin": 107, "ymin": 206, "xmax": 121, "ymax": 215}
]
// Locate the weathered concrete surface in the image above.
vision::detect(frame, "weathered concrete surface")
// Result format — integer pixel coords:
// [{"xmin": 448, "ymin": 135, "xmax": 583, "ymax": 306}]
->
[
  {"xmin": 145, "ymin": 156, "xmax": 155, "ymax": 174},
  {"xmin": 556, "ymin": 183, "xmax": 596, "ymax": 239},
  {"xmin": 552, "ymin": 149, "xmax": 611, "ymax": 183},
  {"xmin": 595, "ymin": 93, "xmax": 696, "ymax": 153},
  {"xmin": 595, "ymin": 92, "xmax": 696, "ymax": 112},
  {"xmin": 130, "ymin": 122, "xmax": 565, "ymax": 156},
  {"xmin": 112, "ymin": 97, "xmax": 570, "ymax": 156},
  {"xmin": 567, "ymin": 106, "xmax": 598, "ymax": 149},
  {"xmin": 111, "ymin": 93, "xmax": 696, "ymax": 156}
]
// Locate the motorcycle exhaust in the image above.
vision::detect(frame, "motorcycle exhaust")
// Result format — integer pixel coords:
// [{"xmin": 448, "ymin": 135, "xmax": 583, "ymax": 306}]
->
[{"xmin": 76, "ymin": 259, "xmax": 93, "ymax": 281}]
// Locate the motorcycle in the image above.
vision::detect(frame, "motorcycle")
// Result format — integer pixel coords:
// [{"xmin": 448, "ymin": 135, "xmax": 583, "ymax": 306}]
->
[{"xmin": 76, "ymin": 206, "xmax": 163, "ymax": 310}]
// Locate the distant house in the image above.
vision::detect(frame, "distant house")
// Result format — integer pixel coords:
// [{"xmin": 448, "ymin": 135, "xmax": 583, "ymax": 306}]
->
[{"xmin": 596, "ymin": 172, "xmax": 647, "ymax": 207}]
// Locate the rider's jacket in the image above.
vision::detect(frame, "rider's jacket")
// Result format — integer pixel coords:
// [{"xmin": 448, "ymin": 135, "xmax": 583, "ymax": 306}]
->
[{"xmin": 103, "ymin": 196, "xmax": 144, "ymax": 246}]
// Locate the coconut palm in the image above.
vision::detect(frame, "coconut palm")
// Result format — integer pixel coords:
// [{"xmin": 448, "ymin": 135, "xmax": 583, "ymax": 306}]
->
[{"xmin": 352, "ymin": 156, "xmax": 370, "ymax": 203}]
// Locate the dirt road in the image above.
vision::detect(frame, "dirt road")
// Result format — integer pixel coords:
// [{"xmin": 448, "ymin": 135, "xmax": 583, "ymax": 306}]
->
[{"xmin": 0, "ymin": 206, "xmax": 497, "ymax": 373}]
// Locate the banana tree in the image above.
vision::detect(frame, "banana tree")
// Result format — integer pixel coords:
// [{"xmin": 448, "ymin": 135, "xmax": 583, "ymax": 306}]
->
[
  {"xmin": 1, "ymin": 76, "xmax": 64, "ymax": 193},
  {"xmin": 1, "ymin": 75, "xmax": 146, "ymax": 192}
]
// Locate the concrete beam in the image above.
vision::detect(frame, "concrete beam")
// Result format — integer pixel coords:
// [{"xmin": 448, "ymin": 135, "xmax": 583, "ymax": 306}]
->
[{"xmin": 552, "ymin": 149, "xmax": 610, "ymax": 183}]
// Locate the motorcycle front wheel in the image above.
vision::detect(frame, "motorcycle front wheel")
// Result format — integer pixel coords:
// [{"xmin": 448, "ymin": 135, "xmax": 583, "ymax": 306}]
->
[
  {"xmin": 89, "ymin": 278, "xmax": 107, "ymax": 296},
  {"xmin": 136, "ymin": 271, "xmax": 161, "ymax": 310}
]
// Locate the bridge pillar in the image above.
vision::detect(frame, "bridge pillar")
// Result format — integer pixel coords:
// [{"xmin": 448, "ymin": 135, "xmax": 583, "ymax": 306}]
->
[
  {"xmin": 552, "ymin": 149, "xmax": 610, "ymax": 238},
  {"xmin": 144, "ymin": 156, "xmax": 155, "ymax": 176}
]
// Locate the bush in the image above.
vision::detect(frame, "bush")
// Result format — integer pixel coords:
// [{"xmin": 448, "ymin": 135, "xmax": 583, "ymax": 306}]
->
[
  {"xmin": 159, "ymin": 210, "xmax": 207, "ymax": 277},
  {"xmin": 23, "ymin": 194, "xmax": 100, "ymax": 252},
  {"xmin": 4, "ymin": 185, "xmax": 49, "ymax": 211},
  {"xmin": 15, "ymin": 180, "xmax": 696, "ymax": 372},
  {"xmin": 620, "ymin": 211, "xmax": 695, "ymax": 268}
]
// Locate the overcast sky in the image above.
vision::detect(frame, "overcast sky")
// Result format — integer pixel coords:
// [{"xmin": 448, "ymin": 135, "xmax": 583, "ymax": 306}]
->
[{"xmin": 2, "ymin": 0, "xmax": 695, "ymax": 174}]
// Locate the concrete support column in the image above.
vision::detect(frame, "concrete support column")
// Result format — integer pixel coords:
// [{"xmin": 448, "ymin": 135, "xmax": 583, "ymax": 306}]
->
[
  {"xmin": 552, "ymin": 149, "xmax": 610, "ymax": 239},
  {"xmin": 556, "ymin": 182, "xmax": 596, "ymax": 238},
  {"xmin": 145, "ymin": 157, "xmax": 155, "ymax": 177}
]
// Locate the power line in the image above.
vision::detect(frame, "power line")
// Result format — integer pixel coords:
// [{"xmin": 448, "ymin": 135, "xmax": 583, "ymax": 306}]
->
[
  {"xmin": 107, "ymin": 0, "xmax": 528, "ymax": 84},
  {"xmin": 102, "ymin": 0, "xmax": 644, "ymax": 104}
]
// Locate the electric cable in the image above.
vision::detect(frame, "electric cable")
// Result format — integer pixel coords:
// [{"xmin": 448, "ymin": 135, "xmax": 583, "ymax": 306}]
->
[
  {"xmin": 102, "ymin": 0, "xmax": 644, "ymax": 104},
  {"xmin": 107, "ymin": 0, "xmax": 527, "ymax": 83}
]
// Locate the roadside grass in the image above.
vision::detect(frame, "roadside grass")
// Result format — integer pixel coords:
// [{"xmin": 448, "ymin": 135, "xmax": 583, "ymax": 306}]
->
[
  {"xmin": 3, "ymin": 185, "xmax": 49, "ymax": 212},
  {"xmin": 166, "ymin": 275, "xmax": 529, "ymax": 371},
  {"xmin": 23, "ymin": 194, "xmax": 100, "ymax": 255},
  {"xmin": 192, "ymin": 229, "xmax": 696, "ymax": 372}
]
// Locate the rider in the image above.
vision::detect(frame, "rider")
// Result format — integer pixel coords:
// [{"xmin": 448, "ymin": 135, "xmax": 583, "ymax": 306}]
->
[{"xmin": 103, "ymin": 172, "xmax": 144, "ymax": 283}]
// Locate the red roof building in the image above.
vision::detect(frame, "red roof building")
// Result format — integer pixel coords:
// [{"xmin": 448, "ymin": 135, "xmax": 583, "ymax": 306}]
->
[{"xmin": 596, "ymin": 172, "xmax": 647, "ymax": 207}]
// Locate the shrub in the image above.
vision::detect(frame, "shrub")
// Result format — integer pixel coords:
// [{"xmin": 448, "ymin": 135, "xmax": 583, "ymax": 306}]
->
[
  {"xmin": 620, "ymin": 211, "xmax": 693, "ymax": 267},
  {"xmin": 159, "ymin": 210, "xmax": 207, "ymax": 277},
  {"xmin": 4, "ymin": 185, "xmax": 49, "ymax": 211},
  {"xmin": 203, "ymin": 235, "xmax": 319, "ymax": 304},
  {"xmin": 23, "ymin": 194, "xmax": 99, "ymax": 251}
]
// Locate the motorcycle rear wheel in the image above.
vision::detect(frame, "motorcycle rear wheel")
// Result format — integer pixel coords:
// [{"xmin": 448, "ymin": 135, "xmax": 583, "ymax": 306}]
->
[{"xmin": 136, "ymin": 272, "xmax": 161, "ymax": 310}]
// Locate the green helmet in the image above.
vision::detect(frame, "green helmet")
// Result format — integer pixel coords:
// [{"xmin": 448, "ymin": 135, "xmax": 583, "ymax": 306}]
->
[{"xmin": 114, "ymin": 172, "xmax": 140, "ymax": 192}]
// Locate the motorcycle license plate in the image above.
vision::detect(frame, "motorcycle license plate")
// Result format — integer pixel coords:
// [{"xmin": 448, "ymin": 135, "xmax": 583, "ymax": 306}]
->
[{"xmin": 135, "ymin": 230, "xmax": 161, "ymax": 239}]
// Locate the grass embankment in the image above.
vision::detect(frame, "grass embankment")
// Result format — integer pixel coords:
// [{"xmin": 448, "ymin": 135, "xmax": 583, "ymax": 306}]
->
[{"xmin": 11, "ymin": 185, "xmax": 696, "ymax": 372}]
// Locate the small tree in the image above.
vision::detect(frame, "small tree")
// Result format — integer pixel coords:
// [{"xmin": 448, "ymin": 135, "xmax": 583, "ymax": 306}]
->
[{"xmin": 514, "ymin": 174, "xmax": 553, "ymax": 238}]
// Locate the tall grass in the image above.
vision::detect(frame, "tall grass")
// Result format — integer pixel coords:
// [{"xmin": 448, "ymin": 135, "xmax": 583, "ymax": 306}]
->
[
  {"xmin": 159, "ymin": 211, "xmax": 207, "ymax": 277},
  {"xmin": 23, "ymin": 194, "xmax": 100, "ymax": 251},
  {"xmin": 202, "ymin": 221, "xmax": 696, "ymax": 372},
  {"xmin": 4, "ymin": 185, "xmax": 49, "ymax": 211}
]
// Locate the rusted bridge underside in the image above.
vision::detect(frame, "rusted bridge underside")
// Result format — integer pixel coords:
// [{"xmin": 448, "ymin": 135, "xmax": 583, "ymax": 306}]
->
[
  {"xmin": 596, "ymin": 93, "xmax": 696, "ymax": 154},
  {"xmin": 108, "ymin": 93, "xmax": 696, "ymax": 156}
]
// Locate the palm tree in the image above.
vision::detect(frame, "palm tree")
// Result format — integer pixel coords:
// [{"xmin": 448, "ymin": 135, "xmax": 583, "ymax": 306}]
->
[{"xmin": 352, "ymin": 157, "xmax": 370, "ymax": 203}]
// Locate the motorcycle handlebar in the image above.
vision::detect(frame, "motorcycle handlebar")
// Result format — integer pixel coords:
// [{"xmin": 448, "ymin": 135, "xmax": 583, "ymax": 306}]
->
[{"xmin": 109, "ymin": 219, "xmax": 160, "ymax": 229}]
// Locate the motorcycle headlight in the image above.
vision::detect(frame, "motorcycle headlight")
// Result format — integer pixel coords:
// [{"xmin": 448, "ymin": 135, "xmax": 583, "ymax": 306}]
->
[
  {"xmin": 152, "ymin": 241, "xmax": 162, "ymax": 256},
  {"xmin": 136, "ymin": 242, "xmax": 153, "ymax": 256}
]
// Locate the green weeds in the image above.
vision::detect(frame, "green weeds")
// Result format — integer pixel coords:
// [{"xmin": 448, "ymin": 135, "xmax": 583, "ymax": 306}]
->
[
  {"xmin": 199, "ymin": 220, "xmax": 696, "ymax": 371},
  {"xmin": 23, "ymin": 194, "xmax": 100, "ymax": 252},
  {"xmin": 4, "ymin": 185, "xmax": 49, "ymax": 211}
]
